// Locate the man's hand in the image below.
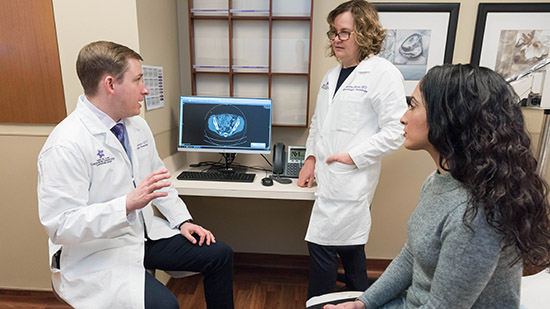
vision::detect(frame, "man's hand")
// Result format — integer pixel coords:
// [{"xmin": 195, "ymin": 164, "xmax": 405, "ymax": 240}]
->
[
  {"xmin": 126, "ymin": 169, "xmax": 171, "ymax": 214},
  {"xmin": 323, "ymin": 300, "xmax": 365, "ymax": 309},
  {"xmin": 297, "ymin": 156, "xmax": 316, "ymax": 188},
  {"xmin": 326, "ymin": 152, "xmax": 354, "ymax": 165},
  {"xmin": 180, "ymin": 222, "xmax": 216, "ymax": 246}
]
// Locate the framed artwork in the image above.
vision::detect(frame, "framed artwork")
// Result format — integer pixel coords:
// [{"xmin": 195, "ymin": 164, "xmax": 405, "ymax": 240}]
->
[
  {"xmin": 471, "ymin": 3, "xmax": 550, "ymax": 81},
  {"xmin": 373, "ymin": 3, "xmax": 460, "ymax": 94}
]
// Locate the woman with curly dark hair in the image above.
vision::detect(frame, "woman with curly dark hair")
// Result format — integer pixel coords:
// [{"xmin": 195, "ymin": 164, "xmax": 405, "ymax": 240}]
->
[{"xmin": 324, "ymin": 64, "xmax": 550, "ymax": 309}]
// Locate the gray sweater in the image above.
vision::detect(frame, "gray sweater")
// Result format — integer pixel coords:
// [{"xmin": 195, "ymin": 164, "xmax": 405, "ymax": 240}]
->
[{"xmin": 358, "ymin": 171, "xmax": 521, "ymax": 308}]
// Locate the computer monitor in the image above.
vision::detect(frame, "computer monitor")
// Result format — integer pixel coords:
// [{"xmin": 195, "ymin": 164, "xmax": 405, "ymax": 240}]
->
[{"xmin": 178, "ymin": 95, "xmax": 272, "ymax": 158}]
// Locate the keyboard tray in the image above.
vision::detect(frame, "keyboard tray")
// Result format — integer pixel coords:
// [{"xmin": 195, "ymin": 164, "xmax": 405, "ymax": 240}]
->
[{"xmin": 177, "ymin": 171, "xmax": 255, "ymax": 183}]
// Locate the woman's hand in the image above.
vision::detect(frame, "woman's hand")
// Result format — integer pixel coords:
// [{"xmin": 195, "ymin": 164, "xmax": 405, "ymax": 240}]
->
[
  {"xmin": 297, "ymin": 156, "xmax": 316, "ymax": 187},
  {"xmin": 323, "ymin": 300, "xmax": 366, "ymax": 309},
  {"xmin": 326, "ymin": 152, "xmax": 354, "ymax": 165}
]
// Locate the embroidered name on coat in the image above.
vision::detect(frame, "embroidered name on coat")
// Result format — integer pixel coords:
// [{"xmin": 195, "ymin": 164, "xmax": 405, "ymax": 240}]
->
[
  {"xmin": 91, "ymin": 149, "xmax": 115, "ymax": 167},
  {"xmin": 342, "ymin": 85, "xmax": 368, "ymax": 93},
  {"xmin": 137, "ymin": 140, "xmax": 149, "ymax": 150}
]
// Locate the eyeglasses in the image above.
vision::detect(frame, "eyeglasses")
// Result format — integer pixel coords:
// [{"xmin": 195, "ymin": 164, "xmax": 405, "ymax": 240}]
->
[{"xmin": 327, "ymin": 30, "xmax": 355, "ymax": 41}]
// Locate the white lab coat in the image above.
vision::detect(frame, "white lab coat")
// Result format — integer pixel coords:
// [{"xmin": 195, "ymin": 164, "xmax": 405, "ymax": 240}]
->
[
  {"xmin": 38, "ymin": 96, "xmax": 191, "ymax": 308},
  {"xmin": 305, "ymin": 56, "xmax": 407, "ymax": 246}
]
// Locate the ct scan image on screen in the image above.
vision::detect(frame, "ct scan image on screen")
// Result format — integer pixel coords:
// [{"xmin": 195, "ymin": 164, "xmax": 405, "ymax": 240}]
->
[{"xmin": 178, "ymin": 96, "xmax": 272, "ymax": 154}]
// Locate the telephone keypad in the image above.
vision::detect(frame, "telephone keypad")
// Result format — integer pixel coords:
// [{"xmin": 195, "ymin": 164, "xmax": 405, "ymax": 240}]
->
[{"xmin": 285, "ymin": 162, "xmax": 303, "ymax": 178}]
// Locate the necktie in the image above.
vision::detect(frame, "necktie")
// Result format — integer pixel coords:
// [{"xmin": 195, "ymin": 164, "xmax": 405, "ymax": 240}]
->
[{"xmin": 111, "ymin": 123, "xmax": 127, "ymax": 153}]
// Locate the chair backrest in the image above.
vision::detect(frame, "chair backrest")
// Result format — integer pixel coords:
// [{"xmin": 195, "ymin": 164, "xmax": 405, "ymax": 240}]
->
[
  {"xmin": 306, "ymin": 291, "xmax": 364, "ymax": 308},
  {"xmin": 520, "ymin": 268, "xmax": 550, "ymax": 309}
]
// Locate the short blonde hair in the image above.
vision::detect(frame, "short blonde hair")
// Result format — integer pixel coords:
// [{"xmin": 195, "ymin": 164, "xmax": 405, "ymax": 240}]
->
[
  {"xmin": 76, "ymin": 41, "xmax": 143, "ymax": 96},
  {"xmin": 326, "ymin": 0, "xmax": 386, "ymax": 62}
]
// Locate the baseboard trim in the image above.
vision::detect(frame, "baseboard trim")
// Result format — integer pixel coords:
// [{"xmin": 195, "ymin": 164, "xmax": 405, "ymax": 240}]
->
[
  {"xmin": 0, "ymin": 253, "xmax": 391, "ymax": 296},
  {"xmin": 234, "ymin": 252, "xmax": 391, "ymax": 278}
]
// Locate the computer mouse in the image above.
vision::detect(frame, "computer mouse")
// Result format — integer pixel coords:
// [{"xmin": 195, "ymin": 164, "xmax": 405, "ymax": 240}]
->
[{"xmin": 261, "ymin": 177, "xmax": 274, "ymax": 186}]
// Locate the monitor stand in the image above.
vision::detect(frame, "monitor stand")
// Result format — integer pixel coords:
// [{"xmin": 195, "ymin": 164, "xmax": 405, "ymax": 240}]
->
[{"xmin": 211, "ymin": 153, "xmax": 247, "ymax": 173}]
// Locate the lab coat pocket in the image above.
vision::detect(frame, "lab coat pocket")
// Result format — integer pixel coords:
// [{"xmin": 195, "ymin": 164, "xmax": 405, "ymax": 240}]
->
[
  {"xmin": 329, "ymin": 161, "xmax": 355, "ymax": 173},
  {"xmin": 317, "ymin": 162, "xmax": 368, "ymax": 201},
  {"xmin": 335, "ymin": 97, "xmax": 364, "ymax": 134},
  {"xmin": 61, "ymin": 267, "xmax": 114, "ymax": 307}
]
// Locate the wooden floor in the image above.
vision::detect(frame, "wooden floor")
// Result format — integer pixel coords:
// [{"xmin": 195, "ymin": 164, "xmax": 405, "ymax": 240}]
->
[
  {"xmin": 168, "ymin": 267, "xmax": 311, "ymax": 309},
  {"xmin": 0, "ymin": 255, "xmax": 388, "ymax": 309},
  {"xmin": 0, "ymin": 289, "xmax": 72, "ymax": 309},
  {"xmin": 0, "ymin": 266, "xmax": 311, "ymax": 309}
]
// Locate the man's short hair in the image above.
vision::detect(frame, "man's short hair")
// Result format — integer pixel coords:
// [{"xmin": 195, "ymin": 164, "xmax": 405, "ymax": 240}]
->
[{"xmin": 76, "ymin": 41, "xmax": 143, "ymax": 96}]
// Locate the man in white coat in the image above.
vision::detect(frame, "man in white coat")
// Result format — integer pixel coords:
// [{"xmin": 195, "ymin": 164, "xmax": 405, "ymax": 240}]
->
[
  {"xmin": 297, "ymin": 0, "xmax": 407, "ymax": 300},
  {"xmin": 38, "ymin": 41, "xmax": 234, "ymax": 308}
]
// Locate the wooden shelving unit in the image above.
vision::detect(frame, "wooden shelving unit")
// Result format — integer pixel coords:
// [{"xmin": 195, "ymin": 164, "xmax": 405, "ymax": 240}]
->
[{"xmin": 187, "ymin": 0, "xmax": 313, "ymax": 127}]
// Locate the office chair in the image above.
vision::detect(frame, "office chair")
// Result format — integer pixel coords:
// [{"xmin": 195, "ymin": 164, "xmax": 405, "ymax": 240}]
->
[{"xmin": 306, "ymin": 291, "xmax": 364, "ymax": 309}]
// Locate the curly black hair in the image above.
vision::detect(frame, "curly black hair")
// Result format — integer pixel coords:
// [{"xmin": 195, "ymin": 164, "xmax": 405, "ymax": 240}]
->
[{"xmin": 420, "ymin": 64, "xmax": 550, "ymax": 272}]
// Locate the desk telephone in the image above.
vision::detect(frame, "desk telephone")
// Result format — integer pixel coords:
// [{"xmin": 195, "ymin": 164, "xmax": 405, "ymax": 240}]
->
[{"xmin": 272, "ymin": 142, "xmax": 306, "ymax": 178}]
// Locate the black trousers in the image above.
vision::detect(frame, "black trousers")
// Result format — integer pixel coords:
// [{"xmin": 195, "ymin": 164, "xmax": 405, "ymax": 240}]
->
[
  {"xmin": 144, "ymin": 234, "xmax": 234, "ymax": 309},
  {"xmin": 307, "ymin": 241, "xmax": 369, "ymax": 300}
]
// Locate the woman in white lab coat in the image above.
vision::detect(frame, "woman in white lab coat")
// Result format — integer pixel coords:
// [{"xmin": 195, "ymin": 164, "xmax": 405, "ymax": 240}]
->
[
  {"xmin": 298, "ymin": 0, "xmax": 407, "ymax": 299},
  {"xmin": 38, "ymin": 41, "xmax": 233, "ymax": 308}
]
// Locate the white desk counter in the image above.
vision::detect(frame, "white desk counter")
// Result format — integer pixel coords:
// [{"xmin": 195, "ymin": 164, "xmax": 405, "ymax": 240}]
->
[{"xmin": 163, "ymin": 153, "xmax": 316, "ymax": 201}]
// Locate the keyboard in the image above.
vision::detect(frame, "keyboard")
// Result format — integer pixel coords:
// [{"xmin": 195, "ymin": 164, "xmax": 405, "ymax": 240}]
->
[{"xmin": 177, "ymin": 171, "xmax": 255, "ymax": 183}]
